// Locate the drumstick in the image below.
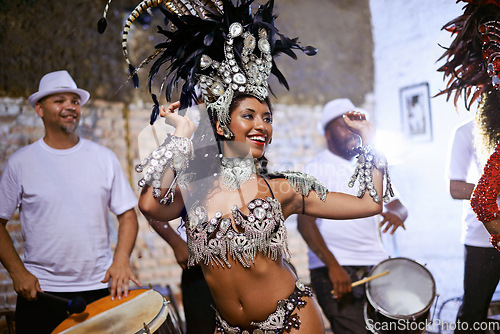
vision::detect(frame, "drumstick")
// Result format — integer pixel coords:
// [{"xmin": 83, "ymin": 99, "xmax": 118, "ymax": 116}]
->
[{"xmin": 331, "ymin": 270, "xmax": 390, "ymax": 294}]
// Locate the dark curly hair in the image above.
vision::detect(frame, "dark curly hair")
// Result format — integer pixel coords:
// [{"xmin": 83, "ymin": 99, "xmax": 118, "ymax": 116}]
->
[{"xmin": 474, "ymin": 90, "xmax": 500, "ymax": 159}]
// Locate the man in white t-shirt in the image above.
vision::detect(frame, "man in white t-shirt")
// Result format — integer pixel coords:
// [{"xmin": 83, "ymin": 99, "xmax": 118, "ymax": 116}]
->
[
  {"xmin": 297, "ymin": 98, "xmax": 408, "ymax": 334},
  {"xmin": 447, "ymin": 119, "xmax": 500, "ymax": 333},
  {"xmin": 0, "ymin": 70, "xmax": 141, "ymax": 333}
]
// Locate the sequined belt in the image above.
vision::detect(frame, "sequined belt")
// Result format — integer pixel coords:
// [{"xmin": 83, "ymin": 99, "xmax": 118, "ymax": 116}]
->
[{"xmin": 215, "ymin": 281, "xmax": 313, "ymax": 334}]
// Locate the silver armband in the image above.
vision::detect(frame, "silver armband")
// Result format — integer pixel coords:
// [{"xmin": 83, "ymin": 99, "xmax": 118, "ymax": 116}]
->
[
  {"xmin": 135, "ymin": 135, "xmax": 194, "ymax": 205},
  {"xmin": 349, "ymin": 145, "xmax": 394, "ymax": 203}
]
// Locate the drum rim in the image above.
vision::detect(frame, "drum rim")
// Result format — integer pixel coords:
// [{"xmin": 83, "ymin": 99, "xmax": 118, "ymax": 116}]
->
[
  {"xmin": 364, "ymin": 302, "xmax": 379, "ymax": 334},
  {"xmin": 53, "ymin": 289, "xmax": 169, "ymax": 334},
  {"xmin": 363, "ymin": 301, "xmax": 430, "ymax": 334},
  {"xmin": 365, "ymin": 257, "xmax": 436, "ymax": 320},
  {"xmin": 135, "ymin": 290, "xmax": 169, "ymax": 334}
]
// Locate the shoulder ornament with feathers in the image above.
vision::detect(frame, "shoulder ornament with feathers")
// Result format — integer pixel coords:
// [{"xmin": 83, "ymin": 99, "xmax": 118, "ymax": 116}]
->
[{"xmin": 436, "ymin": 0, "xmax": 500, "ymax": 109}]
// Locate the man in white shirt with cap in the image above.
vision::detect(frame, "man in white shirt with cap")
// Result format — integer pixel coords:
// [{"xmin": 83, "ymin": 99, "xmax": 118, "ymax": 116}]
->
[
  {"xmin": 0, "ymin": 70, "xmax": 141, "ymax": 333},
  {"xmin": 297, "ymin": 98, "xmax": 408, "ymax": 334}
]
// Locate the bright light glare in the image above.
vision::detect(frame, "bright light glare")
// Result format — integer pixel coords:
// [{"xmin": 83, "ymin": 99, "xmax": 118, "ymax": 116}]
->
[{"xmin": 374, "ymin": 130, "xmax": 411, "ymax": 165}]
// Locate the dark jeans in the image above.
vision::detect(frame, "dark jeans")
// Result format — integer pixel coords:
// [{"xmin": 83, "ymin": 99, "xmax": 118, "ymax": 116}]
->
[
  {"xmin": 181, "ymin": 266, "xmax": 216, "ymax": 334},
  {"xmin": 15, "ymin": 288, "xmax": 109, "ymax": 334},
  {"xmin": 455, "ymin": 245, "xmax": 500, "ymax": 334},
  {"xmin": 310, "ymin": 265, "xmax": 371, "ymax": 334}
]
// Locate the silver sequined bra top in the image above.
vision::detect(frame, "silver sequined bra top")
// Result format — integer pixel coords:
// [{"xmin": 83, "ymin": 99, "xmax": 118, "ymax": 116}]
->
[
  {"xmin": 184, "ymin": 171, "xmax": 328, "ymax": 268},
  {"xmin": 185, "ymin": 195, "xmax": 290, "ymax": 268}
]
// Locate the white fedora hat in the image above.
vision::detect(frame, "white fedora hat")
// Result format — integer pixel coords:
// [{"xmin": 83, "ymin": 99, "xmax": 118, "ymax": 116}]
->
[
  {"xmin": 316, "ymin": 98, "xmax": 367, "ymax": 136},
  {"xmin": 28, "ymin": 70, "xmax": 90, "ymax": 107}
]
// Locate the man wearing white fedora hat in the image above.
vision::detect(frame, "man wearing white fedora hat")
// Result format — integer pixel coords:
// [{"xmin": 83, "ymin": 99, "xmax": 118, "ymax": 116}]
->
[
  {"xmin": 297, "ymin": 98, "xmax": 408, "ymax": 333},
  {"xmin": 0, "ymin": 70, "xmax": 141, "ymax": 333}
]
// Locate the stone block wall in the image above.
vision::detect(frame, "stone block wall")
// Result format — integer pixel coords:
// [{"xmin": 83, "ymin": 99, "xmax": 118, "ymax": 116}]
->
[
  {"xmin": 0, "ymin": 97, "xmax": 328, "ymax": 332},
  {"xmin": 0, "ymin": 1, "xmax": 375, "ymax": 330}
]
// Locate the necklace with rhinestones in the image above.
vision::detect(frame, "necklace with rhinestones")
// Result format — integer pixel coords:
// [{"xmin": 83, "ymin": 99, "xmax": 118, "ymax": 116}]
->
[{"xmin": 220, "ymin": 157, "xmax": 258, "ymax": 190}]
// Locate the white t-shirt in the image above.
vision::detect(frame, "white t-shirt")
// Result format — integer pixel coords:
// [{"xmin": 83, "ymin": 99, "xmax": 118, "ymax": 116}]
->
[
  {"xmin": 0, "ymin": 138, "xmax": 138, "ymax": 291},
  {"xmin": 303, "ymin": 150, "xmax": 388, "ymax": 268},
  {"xmin": 447, "ymin": 120, "xmax": 492, "ymax": 247}
]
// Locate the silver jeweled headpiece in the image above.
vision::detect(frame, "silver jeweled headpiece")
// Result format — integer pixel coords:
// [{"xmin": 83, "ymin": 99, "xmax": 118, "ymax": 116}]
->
[{"xmin": 198, "ymin": 22, "xmax": 272, "ymax": 138}]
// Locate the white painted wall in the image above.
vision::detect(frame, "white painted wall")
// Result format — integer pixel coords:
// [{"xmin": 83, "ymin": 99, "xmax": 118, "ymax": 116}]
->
[{"xmin": 369, "ymin": 0, "xmax": 493, "ymax": 321}]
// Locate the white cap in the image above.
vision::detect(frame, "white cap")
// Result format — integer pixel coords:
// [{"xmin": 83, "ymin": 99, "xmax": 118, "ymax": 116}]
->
[
  {"xmin": 317, "ymin": 98, "xmax": 367, "ymax": 136},
  {"xmin": 28, "ymin": 70, "xmax": 90, "ymax": 107}
]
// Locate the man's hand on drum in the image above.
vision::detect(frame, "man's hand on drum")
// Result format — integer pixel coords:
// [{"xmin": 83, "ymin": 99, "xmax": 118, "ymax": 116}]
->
[
  {"xmin": 102, "ymin": 258, "xmax": 141, "ymax": 300},
  {"xmin": 329, "ymin": 263, "xmax": 352, "ymax": 300}
]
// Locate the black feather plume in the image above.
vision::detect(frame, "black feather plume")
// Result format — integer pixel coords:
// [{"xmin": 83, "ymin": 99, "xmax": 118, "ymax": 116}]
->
[
  {"xmin": 150, "ymin": 94, "xmax": 160, "ymax": 125},
  {"xmin": 98, "ymin": 18, "xmax": 107, "ymax": 34},
  {"xmin": 129, "ymin": 64, "xmax": 139, "ymax": 88},
  {"xmin": 138, "ymin": 0, "xmax": 316, "ymax": 123}
]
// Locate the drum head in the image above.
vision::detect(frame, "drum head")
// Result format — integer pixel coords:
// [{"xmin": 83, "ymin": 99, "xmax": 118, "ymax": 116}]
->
[
  {"xmin": 365, "ymin": 257, "xmax": 435, "ymax": 320},
  {"xmin": 52, "ymin": 289, "xmax": 168, "ymax": 334}
]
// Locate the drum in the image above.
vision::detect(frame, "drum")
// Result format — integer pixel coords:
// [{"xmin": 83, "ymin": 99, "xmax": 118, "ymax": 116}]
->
[
  {"xmin": 52, "ymin": 289, "xmax": 182, "ymax": 334},
  {"xmin": 364, "ymin": 257, "xmax": 436, "ymax": 334}
]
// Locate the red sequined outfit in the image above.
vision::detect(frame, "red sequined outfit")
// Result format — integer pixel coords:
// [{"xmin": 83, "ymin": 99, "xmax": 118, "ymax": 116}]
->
[{"xmin": 471, "ymin": 142, "xmax": 500, "ymax": 250}]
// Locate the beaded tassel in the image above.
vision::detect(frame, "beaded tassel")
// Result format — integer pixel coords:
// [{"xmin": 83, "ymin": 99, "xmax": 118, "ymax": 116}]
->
[
  {"xmin": 279, "ymin": 171, "xmax": 328, "ymax": 201},
  {"xmin": 349, "ymin": 145, "xmax": 394, "ymax": 203},
  {"xmin": 135, "ymin": 135, "xmax": 194, "ymax": 205}
]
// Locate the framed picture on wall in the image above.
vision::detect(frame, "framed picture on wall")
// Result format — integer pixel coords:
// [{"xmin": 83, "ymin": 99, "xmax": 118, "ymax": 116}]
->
[{"xmin": 399, "ymin": 82, "xmax": 432, "ymax": 141}]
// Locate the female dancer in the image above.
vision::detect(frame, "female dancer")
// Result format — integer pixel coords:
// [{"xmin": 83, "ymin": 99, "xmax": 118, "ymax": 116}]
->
[
  {"xmin": 471, "ymin": 92, "xmax": 500, "ymax": 246},
  {"xmin": 436, "ymin": 0, "xmax": 500, "ymax": 247},
  {"xmin": 100, "ymin": 0, "xmax": 393, "ymax": 332},
  {"xmin": 437, "ymin": 3, "xmax": 500, "ymax": 331},
  {"xmin": 138, "ymin": 96, "xmax": 386, "ymax": 333}
]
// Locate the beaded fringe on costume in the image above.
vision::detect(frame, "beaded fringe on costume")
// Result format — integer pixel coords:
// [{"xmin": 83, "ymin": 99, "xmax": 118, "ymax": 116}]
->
[
  {"xmin": 186, "ymin": 197, "xmax": 291, "ymax": 269},
  {"xmin": 214, "ymin": 281, "xmax": 313, "ymax": 334}
]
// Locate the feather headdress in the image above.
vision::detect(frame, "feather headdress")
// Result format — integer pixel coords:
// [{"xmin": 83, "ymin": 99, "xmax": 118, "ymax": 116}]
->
[
  {"xmin": 436, "ymin": 0, "xmax": 500, "ymax": 109},
  {"xmin": 98, "ymin": 0, "xmax": 316, "ymax": 128}
]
